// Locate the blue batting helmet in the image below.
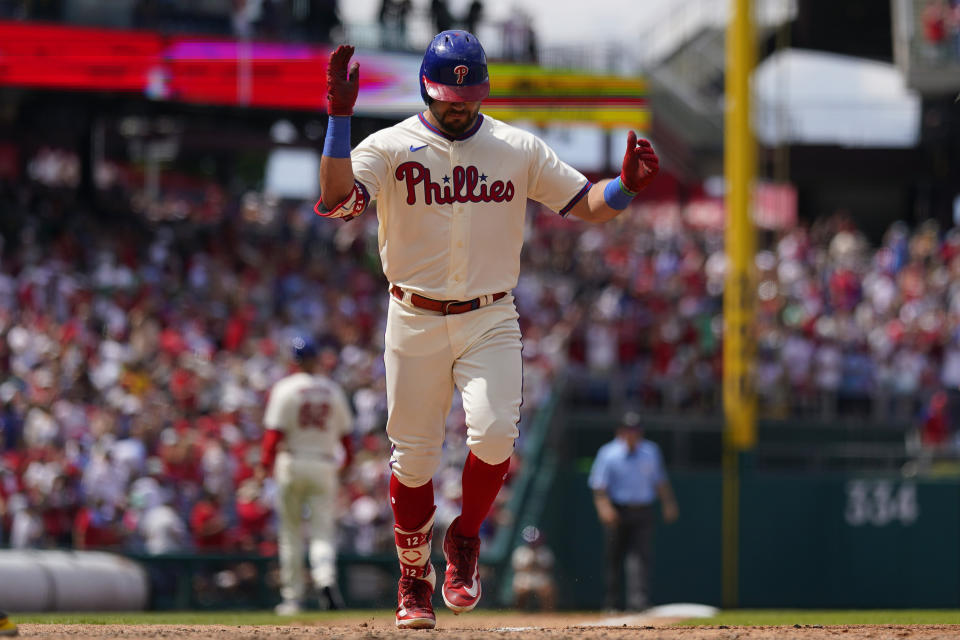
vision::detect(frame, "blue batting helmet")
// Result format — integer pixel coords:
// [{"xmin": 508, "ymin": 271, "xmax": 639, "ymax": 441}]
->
[
  {"xmin": 291, "ymin": 335, "xmax": 318, "ymax": 362},
  {"xmin": 420, "ymin": 30, "xmax": 490, "ymax": 104}
]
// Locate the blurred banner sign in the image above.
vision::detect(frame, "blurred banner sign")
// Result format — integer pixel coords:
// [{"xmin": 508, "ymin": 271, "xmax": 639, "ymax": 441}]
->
[
  {"xmin": 485, "ymin": 65, "xmax": 650, "ymax": 130},
  {"xmin": 685, "ymin": 181, "xmax": 797, "ymax": 231},
  {"xmin": 0, "ymin": 21, "xmax": 417, "ymax": 112},
  {"xmin": 752, "ymin": 181, "xmax": 797, "ymax": 230},
  {"xmin": 0, "ymin": 21, "xmax": 648, "ymax": 126}
]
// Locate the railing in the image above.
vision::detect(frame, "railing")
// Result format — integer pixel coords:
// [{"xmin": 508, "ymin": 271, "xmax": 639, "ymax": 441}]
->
[
  {"xmin": 493, "ymin": 451, "xmax": 559, "ymax": 606},
  {"xmin": 562, "ymin": 407, "xmax": 916, "ymax": 473},
  {"xmin": 635, "ymin": 0, "xmax": 797, "ymax": 69},
  {"xmin": 635, "ymin": 0, "xmax": 794, "ymax": 155},
  {"xmin": 481, "ymin": 377, "xmax": 564, "ymax": 606},
  {"xmin": 564, "ymin": 366, "xmax": 935, "ymax": 429}
]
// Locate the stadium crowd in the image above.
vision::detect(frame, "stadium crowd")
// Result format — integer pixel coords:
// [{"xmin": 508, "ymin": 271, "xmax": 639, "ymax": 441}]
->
[
  {"xmin": 2, "ymin": 144, "xmax": 960, "ymax": 558},
  {"xmin": 0, "ymin": 163, "xmax": 540, "ymax": 557}
]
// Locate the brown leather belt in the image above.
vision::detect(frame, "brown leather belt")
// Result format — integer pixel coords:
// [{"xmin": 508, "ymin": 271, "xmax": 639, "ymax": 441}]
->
[{"xmin": 390, "ymin": 285, "xmax": 506, "ymax": 315}]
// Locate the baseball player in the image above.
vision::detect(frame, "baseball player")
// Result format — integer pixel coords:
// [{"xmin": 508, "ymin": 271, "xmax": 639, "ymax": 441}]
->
[
  {"xmin": 318, "ymin": 30, "xmax": 659, "ymax": 629},
  {"xmin": 262, "ymin": 336, "xmax": 354, "ymax": 614}
]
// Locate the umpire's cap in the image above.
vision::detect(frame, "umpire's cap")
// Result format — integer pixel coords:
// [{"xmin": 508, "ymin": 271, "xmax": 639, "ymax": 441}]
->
[
  {"xmin": 620, "ymin": 411, "xmax": 643, "ymax": 430},
  {"xmin": 291, "ymin": 335, "xmax": 318, "ymax": 362}
]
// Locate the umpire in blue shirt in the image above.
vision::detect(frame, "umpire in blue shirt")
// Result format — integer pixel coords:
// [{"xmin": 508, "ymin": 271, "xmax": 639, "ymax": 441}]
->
[{"xmin": 588, "ymin": 411, "xmax": 678, "ymax": 612}]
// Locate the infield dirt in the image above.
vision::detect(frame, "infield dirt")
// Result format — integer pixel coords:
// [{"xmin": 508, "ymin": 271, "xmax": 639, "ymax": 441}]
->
[{"xmin": 18, "ymin": 613, "xmax": 960, "ymax": 640}]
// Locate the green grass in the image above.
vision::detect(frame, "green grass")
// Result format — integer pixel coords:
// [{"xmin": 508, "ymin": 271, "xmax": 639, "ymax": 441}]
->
[
  {"xmin": 13, "ymin": 610, "xmax": 390, "ymax": 625},
  {"xmin": 677, "ymin": 610, "xmax": 960, "ymax": 626}
]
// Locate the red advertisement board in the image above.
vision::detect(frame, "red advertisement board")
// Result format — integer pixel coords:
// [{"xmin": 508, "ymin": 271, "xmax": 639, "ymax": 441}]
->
[
  {"xmin": 0, "ymin": 21, "xmax": 417, "ymax": 112},
  {"xmin": 0, "ymin": 22, "xmax": 163, "ymax": 92}
]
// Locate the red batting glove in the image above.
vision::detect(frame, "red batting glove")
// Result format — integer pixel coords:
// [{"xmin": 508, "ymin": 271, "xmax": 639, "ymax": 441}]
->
[
  {"xmin": 620, "ymin": 131, "xmax": 660, "ymax": 194},
  {"xmin": 327, "ymin": 45, "xmax": 360, "ymax": 116}
]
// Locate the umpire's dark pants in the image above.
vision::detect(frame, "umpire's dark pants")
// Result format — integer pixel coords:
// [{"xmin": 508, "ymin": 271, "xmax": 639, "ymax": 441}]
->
[{"xmin": 603, "ymin": 503, "xmax": 654, "ymax": 611}]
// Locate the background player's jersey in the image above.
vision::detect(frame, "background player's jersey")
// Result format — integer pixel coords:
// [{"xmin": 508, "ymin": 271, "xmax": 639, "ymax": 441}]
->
[
  {"xmin": 348, "ymin": 113, "xmax": 590, "ymax": 301},
  {"xmin": 264, "ymin": 372, "xmax": 353, "ymax": 462}
]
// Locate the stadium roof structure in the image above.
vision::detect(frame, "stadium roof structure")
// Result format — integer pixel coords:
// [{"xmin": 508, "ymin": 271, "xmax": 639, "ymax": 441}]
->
[{"xmin": 753, "ymin": 48, "xmax": 921, "ymax": 149}]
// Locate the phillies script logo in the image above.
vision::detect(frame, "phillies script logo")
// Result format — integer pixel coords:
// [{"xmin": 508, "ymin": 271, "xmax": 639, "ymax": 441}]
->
[
  {"xmin": 395, "ymin": 162, "xmax": 515, "ymax": 205},
  {"xmin": 453, "ymin": 64, "xmax": 469, "ymax": 84}
]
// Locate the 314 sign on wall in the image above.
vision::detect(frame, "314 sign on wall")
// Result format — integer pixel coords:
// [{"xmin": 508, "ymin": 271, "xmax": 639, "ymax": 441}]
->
[{"xmin": 845, "ymin": 480, "xmax": 919, "ymax": 527}]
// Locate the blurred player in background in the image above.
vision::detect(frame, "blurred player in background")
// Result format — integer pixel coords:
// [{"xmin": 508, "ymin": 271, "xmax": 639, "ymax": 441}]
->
[
  {"xmin": 589, "ymin": 411, "xmax": 679, "ymax": 613},
  {"xmin": 262, "ymin": 337, "xmax": 355, "ymax": 615},
  {"xmin": 318, "ymin": 30, "xmax": 659, "ymax": 628},
  {"xmin": 0, "ymin": 611, "xmax": 16, "ymax": 637}
]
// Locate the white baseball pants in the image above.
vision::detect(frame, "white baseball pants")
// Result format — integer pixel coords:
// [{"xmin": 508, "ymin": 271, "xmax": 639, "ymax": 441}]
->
[
  {"xmin": 274, "ymin": 452, "xmax": 338, "ymax": 601},
  {"xmin": 385, "ymin": 293, "xmax": 523, "ymax": 487}
]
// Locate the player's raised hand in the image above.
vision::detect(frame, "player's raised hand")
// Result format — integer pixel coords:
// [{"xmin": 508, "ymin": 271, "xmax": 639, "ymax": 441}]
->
[
  {"xmin": 620, "ymin": 131, "xmax": 660, "ymax": 194},
  {"xmin": 327, "ymin": 45, "xmax": 360, "ymax": 116}
]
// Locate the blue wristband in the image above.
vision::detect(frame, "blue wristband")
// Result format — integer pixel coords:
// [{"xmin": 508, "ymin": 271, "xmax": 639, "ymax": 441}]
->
[
  {"xmin": 603, "ymin": 177, "xmax": 639, "ymax": 210},
  {"xmin": 323, "ymin": 115, "xmax": 352, "ymax": 158}
]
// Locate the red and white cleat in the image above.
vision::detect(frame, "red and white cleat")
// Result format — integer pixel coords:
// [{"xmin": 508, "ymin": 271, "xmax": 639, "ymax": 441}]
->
[
  {"xmin": 395, "ymin": 565, "xmax": 437, "ymax": 629},
  {"xmin": 441, "ymin": 517, "xmax": 482, "ymax": 613}
]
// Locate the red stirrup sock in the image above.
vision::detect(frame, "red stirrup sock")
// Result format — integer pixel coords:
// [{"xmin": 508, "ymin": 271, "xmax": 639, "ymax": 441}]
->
[
  {"xmin": 457, "ymin": 451, "xmax": 510, "ymax": 537},
  {"xmin": 390, "ymin": 474, "xmax": 436, "ymax": 532}
]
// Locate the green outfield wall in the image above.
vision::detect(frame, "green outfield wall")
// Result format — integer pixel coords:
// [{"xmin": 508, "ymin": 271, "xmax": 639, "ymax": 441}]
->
[{"xmin": 543, "ymin": 466, "xmax": 960, "ymax": 609}]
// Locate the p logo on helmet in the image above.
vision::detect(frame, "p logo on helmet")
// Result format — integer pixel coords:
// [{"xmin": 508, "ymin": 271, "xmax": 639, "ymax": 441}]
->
[
  {"xmin": 419, "ymin": 30, "xmax": 490, "ymax": 104},
  {"xmin": 292, "ymin": 336, "xmax": 318, "ymax": 362}
]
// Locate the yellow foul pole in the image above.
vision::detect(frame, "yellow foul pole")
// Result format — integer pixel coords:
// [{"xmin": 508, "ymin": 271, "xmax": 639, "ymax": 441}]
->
[{"xmin": 722, "ymin": 0, "xmax": 757, "ymax": 610}]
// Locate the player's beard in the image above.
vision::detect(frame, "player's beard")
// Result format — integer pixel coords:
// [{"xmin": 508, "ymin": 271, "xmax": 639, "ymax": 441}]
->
[{"xmin": 430, "ymin": 102, "xmax": 481, "ymax": 137}]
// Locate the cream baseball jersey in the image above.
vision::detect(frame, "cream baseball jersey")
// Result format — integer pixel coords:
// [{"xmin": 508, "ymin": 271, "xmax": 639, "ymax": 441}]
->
[
  {"xmin": 263, "ymin": 373, "xmax": 353, "ymax": 462},
  {"xmin": 316, "ymin": 113, "xmax": 591, "ymax": 301}
]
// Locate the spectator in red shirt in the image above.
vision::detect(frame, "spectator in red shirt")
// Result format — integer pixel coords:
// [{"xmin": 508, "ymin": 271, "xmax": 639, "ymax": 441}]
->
[
  {"xmin": 190, "ymin": 490, "xmax": 230, "ymax": 551},
  {"xmin": 42, "ymin": 474, "xmax": 77, "ymax": 547},
  {"xmin": 73, "ymin": 498, "xmax": 124, "ymax": 550},
  {"xmin": 233, "ymin": 478, "xmax": 274, "ymax": 555},
  {"xmin": 922, "ymin": 0, "xmax": 948, "ymax": 60},
  {"xmin": 922, "ymin": 390, "xmax": 951, "ymax": 446}
]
